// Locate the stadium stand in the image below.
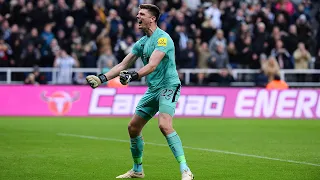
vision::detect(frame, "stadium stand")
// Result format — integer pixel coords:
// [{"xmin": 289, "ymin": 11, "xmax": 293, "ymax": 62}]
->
[{"xmin": 0, "ymin": 0, "xmax": 319, "ymax": 87}]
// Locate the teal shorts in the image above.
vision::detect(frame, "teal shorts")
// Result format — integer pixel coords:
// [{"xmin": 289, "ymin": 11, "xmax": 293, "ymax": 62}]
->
[{"xmin": 135, "ymin": 84, "xmax": 181, "ymax": 121}]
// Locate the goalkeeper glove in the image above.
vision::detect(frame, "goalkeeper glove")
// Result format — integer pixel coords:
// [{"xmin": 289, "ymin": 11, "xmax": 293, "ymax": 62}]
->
[
  {"xmin": 86, "ymin": 74, "xmax": 108, "ymax": 89},
  {"xmin": 119, "ymin": 70, "xmax": 139, "ymax": 85}
]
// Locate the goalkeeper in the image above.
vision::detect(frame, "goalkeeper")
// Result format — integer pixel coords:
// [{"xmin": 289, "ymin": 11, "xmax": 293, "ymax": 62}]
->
[{"xmin": 86, "ymin": 4, "xmax": 194, "ymax": 180}]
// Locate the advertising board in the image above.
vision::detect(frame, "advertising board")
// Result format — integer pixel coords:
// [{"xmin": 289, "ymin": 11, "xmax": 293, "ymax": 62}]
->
[{"xmin": 1, "ymin": 86, "xmax": 319, "ymax": 119}]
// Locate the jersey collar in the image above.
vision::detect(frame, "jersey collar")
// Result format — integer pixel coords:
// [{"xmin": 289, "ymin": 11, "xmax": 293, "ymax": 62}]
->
[{"xmin": 147, "ymin": 27, "xmax": 159, "ymax": 37}]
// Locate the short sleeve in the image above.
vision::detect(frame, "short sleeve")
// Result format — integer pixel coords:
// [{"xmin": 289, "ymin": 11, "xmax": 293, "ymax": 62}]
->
[
  {"xmin": 155, "ymin": 36, "xmax": 171, "ymax": 54},
  {"xmin": 131, "ymin": 40, "xmax": 142, "ymax": 57}
]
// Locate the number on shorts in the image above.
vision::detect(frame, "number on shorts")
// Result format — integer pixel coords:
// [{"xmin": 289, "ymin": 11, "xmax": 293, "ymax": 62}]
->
[{"xmin": 161, "ymin": 89, "xmax": 174, "ymax": 100}]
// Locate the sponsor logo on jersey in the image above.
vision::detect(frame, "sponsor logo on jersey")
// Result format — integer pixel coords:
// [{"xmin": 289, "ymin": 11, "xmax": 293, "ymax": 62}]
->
[{"xmin": 157, "ymin": 37, "xmax": 167, "ymax": 47}]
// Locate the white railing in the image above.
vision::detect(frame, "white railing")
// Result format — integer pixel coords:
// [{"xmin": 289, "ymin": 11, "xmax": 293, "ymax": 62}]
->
[
  {"xmin": 179, "ymin": 68, "xmax": 320, "ymax": 86},
  {"xmin": 0, "ymin": 67, "xmax": 319, "ymax": 87}
]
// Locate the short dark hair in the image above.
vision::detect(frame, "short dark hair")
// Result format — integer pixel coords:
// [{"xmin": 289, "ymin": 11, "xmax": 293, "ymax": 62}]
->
[{"xmin": 139, "ymin": 4, "xmax": 161, "ymax": 22}]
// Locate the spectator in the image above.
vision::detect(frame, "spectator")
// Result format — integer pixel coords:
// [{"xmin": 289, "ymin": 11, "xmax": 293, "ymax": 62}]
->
[
  {"xmin": 114, "ymin": 35, "xmax": 134, "ymax": 62},
  {"xmin": 7, "ymin": 23, "xmax": 20, "ymax": 49},
  {"xmin": 267, "ymin": 26, "xmax": 283, "ymax": 54},
  {"xmin": 41, "ymin": 24, "xmax": 55, "ymax": 53},
  {"xmin": 220, "ymin": 0, "xmax": 237, "ymax": 36},
  {"xmin": 275, "ymin": 0, "xmax": 295, "ymax": 16},
  {"xmin": 204, "ymin": 2, "xmax": 221, "ymax": 29},
  {"xmin": 47, "ymin": 4, "xmax": 56, "ymax": 25},
  {"xmin": 126, "ymin": 0, "xmax": 140, "ymax": 21},
  {"xmin": 172, "ymin": 9, "xmax": 189, "ymax": 28},
  {"xmin": 73, "ymin": 72, "xmax": 87, "ymax": 85},
  {"xmin": 260, "ymin": 5, "xmax": 275, "ymax": 26},
  {"xmin": 10, "ymin": 31, "xmax": 22, "ymax": 69},
  {"xmin": 193, "ymin": 5, "xmax": 206, "ymax": 30},
  {"xmin": 107, "ymin": 9, "xmax": 123, "ymax": 47},
  {"xmin": 196, "ymin": 42, "xmax": 211, "ymax": 85},
  {"xmin": 10, "ymin": 0, "xmax": 26, "ymax": 27},
  {"xmin": 252, "ymin": 22, "xmax": 268, "ymax": 68},
  {"xmin": 54, "ymin": 0, "xmax": 70, "ymax": 29},
  {"xmin": 96, "ymin": 29, "xmax": 112, "ymax": 56},
  {"xmin": 24, "ymin": 66, "xmax": 47, "ymax": 85},
  {"xmin": 235, "ymin": 8, "xmax": 245, "ymax": 26},
  {"xmin": 296, "ymin": 14, "xmax": 312, "ymax": 49},
  {"xmin": 97, "ymin": 48, "xmax": 117, "ymax": 73},
  {"xmin": 71, "ymin": 0, "xmax": 88, "ymax": 30},
  {"xmin": 41, "ymin": 38, "xmax": 60, "ymax": 67},
  {"xmin": 0, "ymin": 38, "xmax": 13, "ymax": 67},
  {"xmin": 176, "ymin": 25, "xmax": 189, "ymax": 51},
  {"xmin": 199, "ymin": 14, "xmax": 215, "ymax": 43},
  {"xmin": 0, "ymin": 0, "xmax": 10, "ymax": 20},
  {"xmin": 71, "ymin": 40, "xmax": 83, "ymax": 63},
  {"xmin": 179, "ymin": 39, "xmax": 197, "ymax": 69},
  {"xmin": 227, "ymin": 42, "xmax": 238, "ymax": 68},
  {"xmin": 1, "ymin": 20, "xmax": 11, "ymax": 41},
  {"xmin": 62, "ymin": 16, "xmax": 76, "ymax": 38},
  {"xmin": 274, "ymin": 13, "xmax": 289, "ymax": 32},
  {"xmin": 54, "ymin": 49, "xmax": 79, "ymax": 84},
  {"xmin": 208, "ymin": 29, "xmax": 226, "ymax": 54},
  {"xmin": 23, "ymin": 1, "xmax": 35, "ymax": 31},
  {"xmin": 81, "ymin": 44, "xmax": 96, "ymax": 68},
  {"xmin": 207, "ymin": 43, "xmax": 231, "ymax": 84},
  {"xmin": 56, "ymin": 29, "xmax": 71, "ymax": 54},
  {"xmin": 83, "ymin": 23, "xmax": 99, "ymax": 45},
  {"xmin": 293, "ymin": 42, "xmax": 311, "ymax": 69},
  {"xmin": 292, "ymin": 3, "xmax": 311, "ymax": 23},
  {"xmin": 271, "ymin": 40, "xmax": 292, "ymax": 69},
  {"xmin": 293, "ymin": 42, "xmax": 311, "ymax": 81},
  {"xmin": 24, "ymin": 28, "xmax": 44, "ymax": 50},
  {"xmin": 20, "ymin": 43, "xmax": 41, "ymax": 67},
  {"xmin": 236, "ymin": 22, "xmax": 251, "ymax": 45},
  {"xmin": 284, "ymin": 24, "xmax": 299, "ymax": 54},
  {"xmin": 184, "ymin": 0, "xmax": 200, "ymax": 11},
  {"xmin": 262, "ymin": 56, "xmax": 280, "ymax": 82},
  {"xmin": 303, "ymin": 0, "xmax": 312, "ymax": 15},
  {"xmin": 237, "ymin": 35, "xmax": 253, "ymax": 69},
  {"xmin": 208, "ymin": 43, "xmax": 230, "ymax": 69}
]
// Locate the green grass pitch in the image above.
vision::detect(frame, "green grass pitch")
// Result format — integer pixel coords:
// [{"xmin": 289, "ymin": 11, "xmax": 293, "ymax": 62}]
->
[{"xmin": 0, "ymin": 117, "xmax": 319, "ymax": 180}]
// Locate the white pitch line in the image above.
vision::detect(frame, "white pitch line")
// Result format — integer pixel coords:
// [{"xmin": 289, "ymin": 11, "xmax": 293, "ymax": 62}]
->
[{"xmin": 57, "ymin": 133, "xmax": 320, "ymax": 167}]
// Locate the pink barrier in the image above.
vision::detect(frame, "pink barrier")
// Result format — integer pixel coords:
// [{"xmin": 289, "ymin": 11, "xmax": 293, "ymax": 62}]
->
[{"xmin": 1, "ymin": 85, "xmax": 320, "ymax": 119}]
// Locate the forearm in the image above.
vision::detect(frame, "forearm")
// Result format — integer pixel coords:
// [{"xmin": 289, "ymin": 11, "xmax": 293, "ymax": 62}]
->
[
  {"xmin": 135, "ymin": 50, "xmax": 165, "ymax": 78},
  {"xmin": 104, "ymin": 63, "xmax": 127, "ymax": 80},
  {"xmin": 137, "ymin": 64, "xmax": 156, "ymax": 78},
  {"xmin": 103, "ymin": 53, "xmax": 137, "ymax": 80}
]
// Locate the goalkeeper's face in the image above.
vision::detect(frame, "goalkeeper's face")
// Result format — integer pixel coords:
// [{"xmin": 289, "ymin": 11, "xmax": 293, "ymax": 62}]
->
[{"xmin": 136, "ymin": 9, "xmax": 156, "ymax": 31}]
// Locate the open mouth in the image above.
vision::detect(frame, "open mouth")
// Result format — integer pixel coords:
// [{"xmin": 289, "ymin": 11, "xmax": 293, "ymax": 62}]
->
[{"xmin": 137, "ymin": 19, "xmax": 142, "ymax": 24}]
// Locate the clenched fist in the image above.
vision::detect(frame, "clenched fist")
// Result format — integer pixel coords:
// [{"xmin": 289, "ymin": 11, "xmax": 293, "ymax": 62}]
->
[
  {"xmin": 119, "ymin": 70, "xmax": 139, "ymax": 85},
  {"xmin": 86, "ymin": 74, "xmax": 108, "ymax": 89}
]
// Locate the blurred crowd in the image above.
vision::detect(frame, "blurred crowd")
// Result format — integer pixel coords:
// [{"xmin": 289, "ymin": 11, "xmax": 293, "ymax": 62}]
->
[{"xmin": 0, "ymin": 0, "xmax": 320, "ymax": 86}]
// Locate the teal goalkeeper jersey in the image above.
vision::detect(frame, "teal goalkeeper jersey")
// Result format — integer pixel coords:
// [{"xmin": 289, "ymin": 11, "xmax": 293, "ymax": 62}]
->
[{"xmin": 131, "ymin": 27, "xmax": 181, "ymax": 91}]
